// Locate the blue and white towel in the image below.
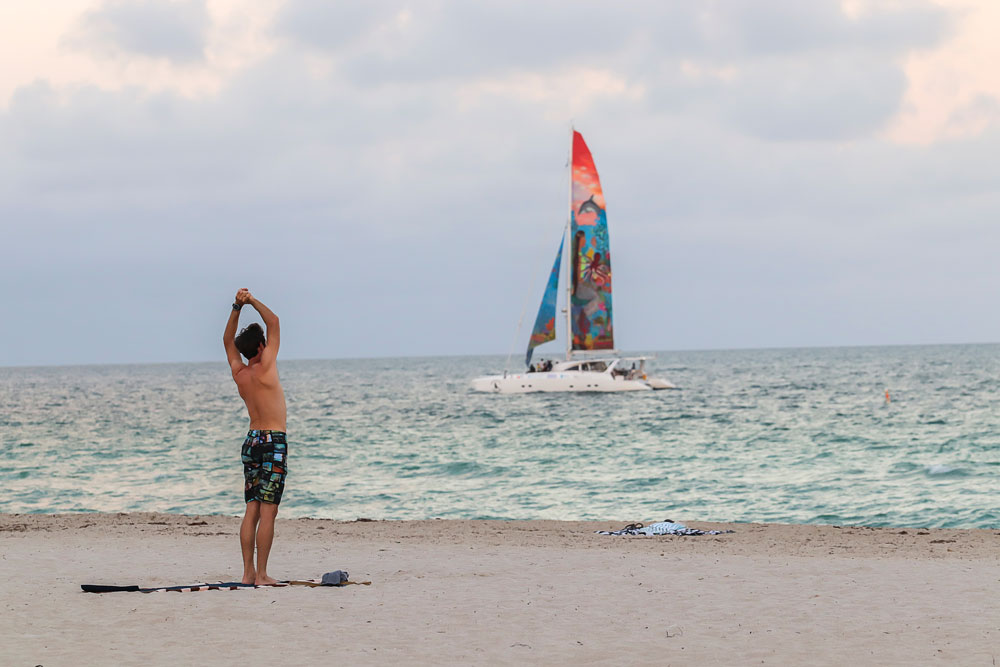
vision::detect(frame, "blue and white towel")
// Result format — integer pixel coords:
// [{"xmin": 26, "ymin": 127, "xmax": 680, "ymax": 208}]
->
[{"xmin": 596, "ymin": 521, "xmax": 734, "ymax": 536}]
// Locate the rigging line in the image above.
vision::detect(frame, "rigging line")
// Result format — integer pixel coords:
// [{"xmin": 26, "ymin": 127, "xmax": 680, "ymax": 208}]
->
[
  {"xmin": 506, "ymin": 127, "xmax": 574, "ymax": 374},
  {"xmin": 504, "ymin": 244, "xmax": 553, "ymax": 374}
]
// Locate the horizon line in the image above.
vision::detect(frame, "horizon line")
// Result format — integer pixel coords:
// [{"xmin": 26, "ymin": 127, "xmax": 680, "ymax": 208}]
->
[{"xmin": 3, "ymin": 340, "xmax": 999, "ymax": 370}]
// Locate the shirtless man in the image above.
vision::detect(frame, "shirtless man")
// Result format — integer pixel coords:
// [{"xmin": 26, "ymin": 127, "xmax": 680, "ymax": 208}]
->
[{"xmin": 223, "ymin": 288, "xmax": 287, "ymax": 586}]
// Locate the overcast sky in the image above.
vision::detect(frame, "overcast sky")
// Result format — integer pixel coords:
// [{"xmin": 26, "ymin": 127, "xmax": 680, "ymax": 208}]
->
[{"xmin": 3, "ymin": 0, "xmax": 1000, "ymax": 366}]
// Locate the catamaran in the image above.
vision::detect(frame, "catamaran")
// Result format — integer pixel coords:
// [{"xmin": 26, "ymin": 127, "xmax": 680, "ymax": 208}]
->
[{"xmin": 472, "ymin": 130, "xmax": 676, "ymax": 394}]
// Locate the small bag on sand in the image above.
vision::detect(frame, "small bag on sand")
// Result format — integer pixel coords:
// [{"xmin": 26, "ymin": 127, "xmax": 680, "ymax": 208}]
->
[{"xmin": 321, "ymin": 570, "xmax": 349, "ymax": 586}]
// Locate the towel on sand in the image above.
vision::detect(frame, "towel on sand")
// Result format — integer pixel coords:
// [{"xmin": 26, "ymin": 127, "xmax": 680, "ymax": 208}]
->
[{"xmin": 596, "ymin": 521, "xmax": 734, "ymax": 536}]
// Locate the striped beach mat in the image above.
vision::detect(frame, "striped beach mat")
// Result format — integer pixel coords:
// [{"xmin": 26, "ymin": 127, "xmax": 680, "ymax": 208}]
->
[{"xmin": 82, "ymin": 574, "xmax": 371, "ymax": 593}]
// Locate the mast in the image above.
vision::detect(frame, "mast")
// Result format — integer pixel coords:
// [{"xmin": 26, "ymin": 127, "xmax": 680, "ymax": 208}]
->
[{"xmin": 564, "ymin": 126, "xmax": 574, "ymax": 361}]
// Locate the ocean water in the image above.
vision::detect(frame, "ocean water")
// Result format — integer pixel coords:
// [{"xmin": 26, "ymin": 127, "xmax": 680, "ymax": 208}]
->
[{"xmin": 1, "ymin": 345, "xmax": 998, "ymax": 529}]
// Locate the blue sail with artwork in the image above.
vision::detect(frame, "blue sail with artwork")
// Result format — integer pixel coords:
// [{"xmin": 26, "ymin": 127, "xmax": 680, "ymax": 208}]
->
[{"xmin": 525, "ymin": 237, "xmax": 564, "ymax": 367}]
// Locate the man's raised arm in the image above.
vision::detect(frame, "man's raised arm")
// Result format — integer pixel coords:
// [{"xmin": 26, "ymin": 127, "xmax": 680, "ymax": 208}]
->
[
  {"xmin": 246, "ymin": 293, "xmax": 280, "ymax": 361},
  {"xmin": 223, "ymin": 288, "xmax": 250, "ymax": 376}
]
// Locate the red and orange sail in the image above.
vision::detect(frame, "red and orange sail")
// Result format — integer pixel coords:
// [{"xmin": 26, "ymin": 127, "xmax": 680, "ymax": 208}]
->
[{"xmin": 569, "ymin": 131, "xmax": 613, "ymax": 351}]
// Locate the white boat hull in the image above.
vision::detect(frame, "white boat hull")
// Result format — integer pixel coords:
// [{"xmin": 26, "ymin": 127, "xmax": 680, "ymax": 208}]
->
[{"xmin": 471, "ymin": 371, "xmax": 675, "ymax": 394}]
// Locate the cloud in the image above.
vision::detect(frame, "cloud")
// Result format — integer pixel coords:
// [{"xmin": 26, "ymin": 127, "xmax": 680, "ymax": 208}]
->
[
  {"xmin": 716, "ymin": 53, "xmax": 908, "ymax": 141},
  {"xmin": 64, "ymin": 0, "xmax": 210, "ymax": 63},
  {"xmin": 946, "ymin": 93, "xmax": 1000, "ymax": 136},
  {"xmin": 3, "ymin": 0, "xmax": 996, "ymax": 365},
  {"xmin": 688, "ymin": 0, "xmax": 948, "ymax": 58},
  {"xmin": 274, "ymin": 0, "xmax": 948, "ymax": 84},
  {"xmin": 275, "ymin": 0, "xmax": 640, "ymax": 83},
  {"xmin": 271, "ymin": 0, "xmax": 948, "ymax": 144}
]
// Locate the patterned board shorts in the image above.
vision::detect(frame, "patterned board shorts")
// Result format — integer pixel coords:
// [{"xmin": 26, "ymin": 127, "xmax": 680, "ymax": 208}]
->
[{"xmin": 241, "ymin": 430, "xmax": 288, "ymax": 505}]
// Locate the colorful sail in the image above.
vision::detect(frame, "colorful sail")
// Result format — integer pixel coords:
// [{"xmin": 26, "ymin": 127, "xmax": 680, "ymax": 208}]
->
[
  {"xmin": 569, "ymin": 131, "xmax": 614, "ymax": 352},
  {"xmin": 525, "ymin": 237, "xmax": 563, "ymax": 367}
]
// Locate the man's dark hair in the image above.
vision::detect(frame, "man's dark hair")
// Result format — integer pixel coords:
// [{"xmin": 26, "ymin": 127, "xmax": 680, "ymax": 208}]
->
[{"xmin": 235, "ymin": 323, "xmax": 266, "ymax": 360}]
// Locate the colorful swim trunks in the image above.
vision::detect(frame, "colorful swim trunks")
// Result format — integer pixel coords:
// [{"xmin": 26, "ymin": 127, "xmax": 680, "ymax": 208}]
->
[{"xmin": 241, "ymin": 430, "xmax": 288, "ymax": 505}]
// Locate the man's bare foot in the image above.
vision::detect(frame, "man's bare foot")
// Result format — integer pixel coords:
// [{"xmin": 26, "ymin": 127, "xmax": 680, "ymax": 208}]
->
[
  {"xmin": 242, "ymin": 570, "xmax": 256, "ymax": 585},
  {"xmin": 255, "ymin": 574, "xmax": 278, "ymax": 586}
]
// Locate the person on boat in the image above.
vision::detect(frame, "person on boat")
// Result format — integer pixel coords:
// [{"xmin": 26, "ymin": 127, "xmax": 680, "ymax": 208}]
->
[{"xmin": 223, "ymin": 288, "xmax": 287, "ymax": 586}]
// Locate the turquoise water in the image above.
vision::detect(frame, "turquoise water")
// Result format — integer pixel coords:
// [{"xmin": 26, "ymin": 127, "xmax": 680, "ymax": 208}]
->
[{"xmin": 2, "ymin": 345, "xmax": 998, "ymax": 528}]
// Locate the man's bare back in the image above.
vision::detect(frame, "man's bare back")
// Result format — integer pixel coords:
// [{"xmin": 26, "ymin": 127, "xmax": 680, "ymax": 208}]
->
[
  {"xmin": 233, "ymin": 359, "xmax": 286, "ymax": 431},
  {"xmin": 223, "ymin": 288, "xmax": 287, "ymax": 586}
]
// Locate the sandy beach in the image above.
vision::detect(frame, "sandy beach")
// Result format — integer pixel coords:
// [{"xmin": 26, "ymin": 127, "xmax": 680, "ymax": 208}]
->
[{"xmin": 2, "ymin": 512, "xmax": 997, "ymax": 665}]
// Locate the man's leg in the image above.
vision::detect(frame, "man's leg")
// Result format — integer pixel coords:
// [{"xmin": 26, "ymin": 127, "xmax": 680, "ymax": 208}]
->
[
  {"xmin": 240, "ymin": 501, "xmax": 260, "ymax": 585},
  {"xmin": 255, "ymin": 501, "xmax": 279, "ymax": 585}
]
